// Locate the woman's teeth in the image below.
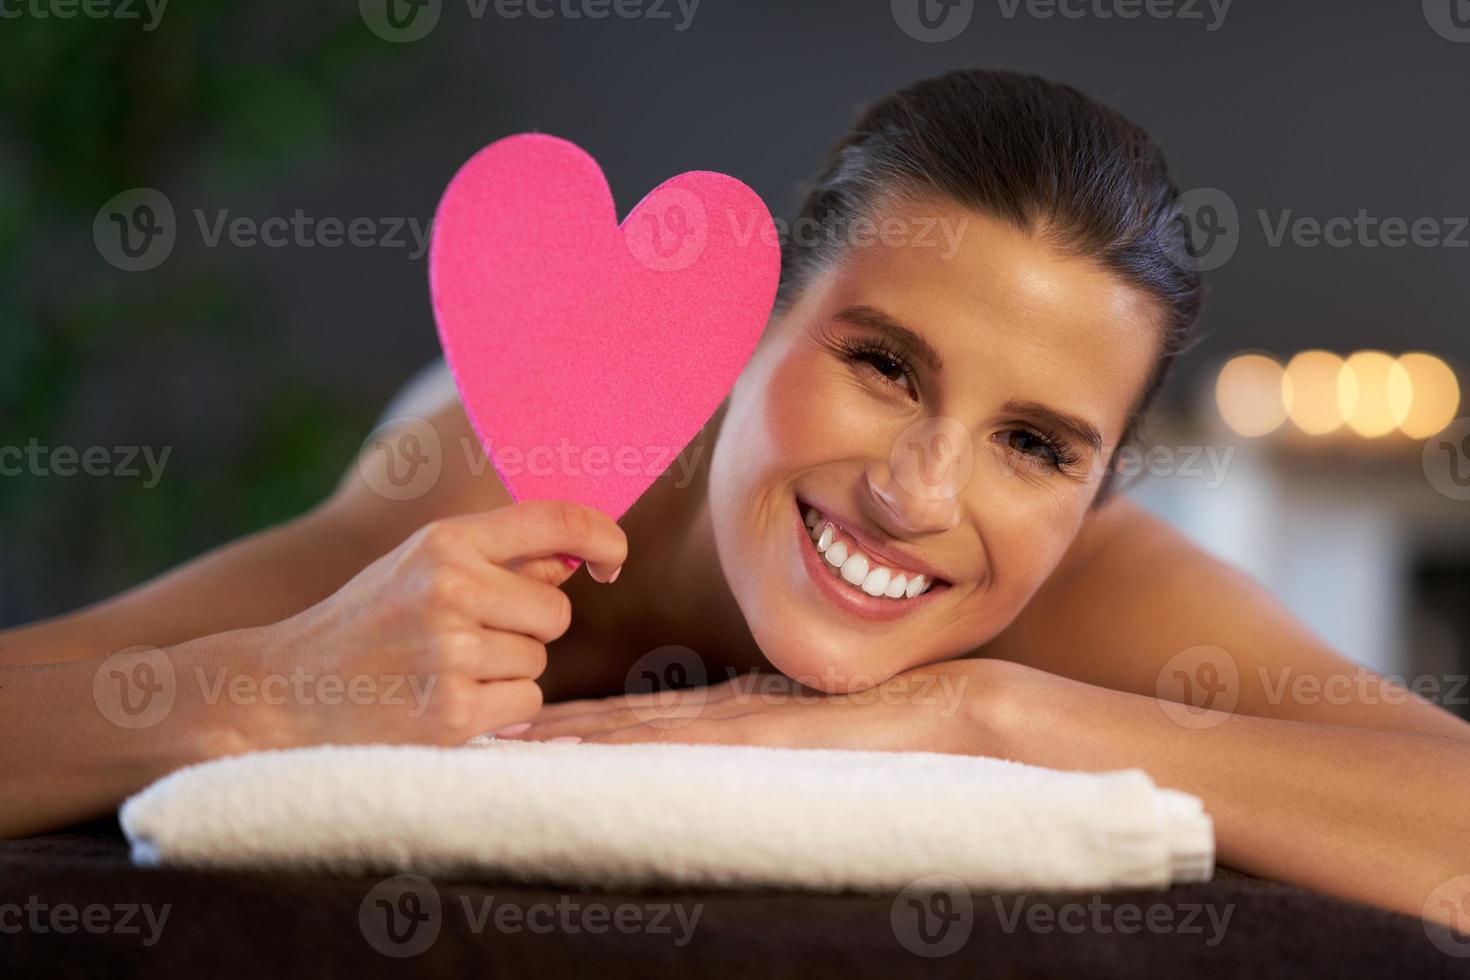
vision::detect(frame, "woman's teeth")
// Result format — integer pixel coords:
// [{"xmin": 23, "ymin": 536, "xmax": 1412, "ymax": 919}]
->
[{"xmin": 803, "ymin": 506, "xmax": 933, "ymax": 600}]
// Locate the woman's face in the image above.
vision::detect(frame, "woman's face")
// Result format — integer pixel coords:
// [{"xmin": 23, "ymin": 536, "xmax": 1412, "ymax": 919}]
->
[{"xmin": 707, "ymin": 194, "xmax": 1162, "ymax": 692}]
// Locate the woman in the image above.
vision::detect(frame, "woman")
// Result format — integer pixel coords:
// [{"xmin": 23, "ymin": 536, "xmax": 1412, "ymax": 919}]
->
[{"xmin": 3, "ymin": 69, "xmax": 1469, "ymax": 928}]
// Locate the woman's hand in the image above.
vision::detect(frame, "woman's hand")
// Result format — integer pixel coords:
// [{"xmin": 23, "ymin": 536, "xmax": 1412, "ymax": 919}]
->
[
  {"xmin": 245, "ymin": 500, "xmax": 627, "ymax": 750},
  {"xmin": 508, "ymin": 658, "xmax": 1020, "ymax": 754}
]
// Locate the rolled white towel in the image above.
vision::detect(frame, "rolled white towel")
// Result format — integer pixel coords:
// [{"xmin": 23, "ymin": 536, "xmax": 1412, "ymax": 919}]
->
[{"xmin": 120, "ymin": 741, "xmax": 1213, "ymax": 893}]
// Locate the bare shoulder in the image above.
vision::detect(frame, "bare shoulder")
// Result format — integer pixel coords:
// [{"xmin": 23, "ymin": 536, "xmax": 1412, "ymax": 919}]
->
[
  {"xmin": 320, "ymin": 394, "xmax": 515, "ymax": 555},
  {"xmin": 984, "ymin": 495, "xmax": 1470, "ymax": 737},
  {"xmin": 984, "ymin": 493, "xmax": 1313, "ymax": 691}
]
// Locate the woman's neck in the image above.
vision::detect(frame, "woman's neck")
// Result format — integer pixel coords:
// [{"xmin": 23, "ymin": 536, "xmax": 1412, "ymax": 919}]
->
[{"xmin": 552, "ymin": 403, "xmax": 762, "ymax": 694}]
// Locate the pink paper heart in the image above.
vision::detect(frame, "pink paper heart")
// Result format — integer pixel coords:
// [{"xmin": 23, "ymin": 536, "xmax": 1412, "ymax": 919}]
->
[{"xmin": 429, "ymin": 133, "xmax": 780, "ymax": 535}]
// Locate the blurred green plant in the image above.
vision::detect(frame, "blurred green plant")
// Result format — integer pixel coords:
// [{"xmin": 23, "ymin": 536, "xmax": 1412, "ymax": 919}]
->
[{"xmin": 0, "ymin": 2, "xmax": 430, "ymax": 621}]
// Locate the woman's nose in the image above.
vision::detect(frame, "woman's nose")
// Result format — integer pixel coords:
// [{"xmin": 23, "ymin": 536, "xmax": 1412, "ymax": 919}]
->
[
  {"xmin": 865, "ymin": 460, "xmax": 964, "ymax": 535},
  {"xmin": 866, "ymin": 416, "xmax": 974, "ymax": 533}
]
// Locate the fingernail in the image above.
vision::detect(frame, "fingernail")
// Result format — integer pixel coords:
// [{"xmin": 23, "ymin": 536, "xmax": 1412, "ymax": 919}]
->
[
  {"xmin": 608, "ymin": 565, "xmax": 622, "ymax": 584},
  {"xmin": 548, "ymin": 735, "xmax": 583, "ymax": 744},
  {"xmin": 495, "ymin": 722, "xmax": 532, "ymax": 737}
]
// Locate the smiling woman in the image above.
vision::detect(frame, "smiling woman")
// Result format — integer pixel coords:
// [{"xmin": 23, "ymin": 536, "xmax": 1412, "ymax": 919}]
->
[{"xmin": 4, "ymin": 68, "xmax": 1470, "ymax": 933}]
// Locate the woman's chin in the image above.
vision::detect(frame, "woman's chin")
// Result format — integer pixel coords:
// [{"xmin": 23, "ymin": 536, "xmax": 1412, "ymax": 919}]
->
[{"xmin": 757, "ymin": 643, "xmax": 901, "ymax": 695}]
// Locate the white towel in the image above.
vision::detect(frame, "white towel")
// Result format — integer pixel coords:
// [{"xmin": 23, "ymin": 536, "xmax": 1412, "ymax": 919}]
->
[{"xmin": 120, "ymin": 741, "xmax": 1213, "ymax": 893}]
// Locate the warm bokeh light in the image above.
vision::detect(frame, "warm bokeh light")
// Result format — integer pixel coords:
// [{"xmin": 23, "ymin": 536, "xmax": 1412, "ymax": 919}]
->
[
  {"xmin": 1396, "ymin": 352, "xmax": 1460, "ymax": 438},
  {"xmin": 1216, "ymin": 354, "xmax": 1288, "ymax": 436},
  {"xmin": 1340, "ymin": 350, "xmax": 1412, "ymax": 438},
  {"xmin": 1284, "ymin": 350, "xmax": 1350, "ymax": 435}
]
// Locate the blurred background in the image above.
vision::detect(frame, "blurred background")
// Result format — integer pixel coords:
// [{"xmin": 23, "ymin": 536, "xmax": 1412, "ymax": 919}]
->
[{"xmin": 1, "ymin": 1, "xmax": 1466, "ymax": 696}]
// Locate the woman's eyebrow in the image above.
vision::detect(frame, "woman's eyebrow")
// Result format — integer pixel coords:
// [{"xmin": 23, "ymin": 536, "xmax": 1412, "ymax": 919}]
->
[
  {"xmin": 832, "ymin": 305, "xmax": 945, "ymax": 373},
  {"xmin": 1003, "ymin": 400, "xmax": 1104, "ymax": 455}
]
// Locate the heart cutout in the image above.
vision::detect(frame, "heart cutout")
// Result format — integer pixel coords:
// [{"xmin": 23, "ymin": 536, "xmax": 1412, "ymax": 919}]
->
[{"xmin": 429, "ymin": 133, "xmax": 780, "ymax": 528}]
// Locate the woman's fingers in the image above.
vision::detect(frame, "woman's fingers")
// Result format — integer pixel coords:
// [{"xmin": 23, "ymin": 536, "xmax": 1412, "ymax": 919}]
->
[
  {"xmin": 512, "ymin": 703, "xmax": 714, "ymax": 741},
  {"xmin": 443, "ymin": 564, "xmax": 574, "ymax": 644},
  {"xmin": 528, "ymin": 677, "xmax": 755, "ymax": 725},
  {"xmin": 586, "ymin": 717, "xmax": 771, "ymax": 747},
  {"xmin": 451, "ymin": 500, "xmax": 629, "ymax": 585},
  {"xmin": 471, "ymin": 631, "xmax": 548, "ymax": 682}
]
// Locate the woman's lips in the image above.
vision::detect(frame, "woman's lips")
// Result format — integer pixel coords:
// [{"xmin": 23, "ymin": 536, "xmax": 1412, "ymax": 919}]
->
[
  {"xmin": 796, "ymin": 495, "xmax": 951, "ymax": 585},
  {"xmin": 792, "ymin": 494, "xmax": 949, "ymax": 622}
]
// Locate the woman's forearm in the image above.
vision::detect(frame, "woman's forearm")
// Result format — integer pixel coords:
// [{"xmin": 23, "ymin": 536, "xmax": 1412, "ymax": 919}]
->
[
  {"xmin": 0, "ymin": 504, "xmax": 386, "ymax": 667},
  {"xmin": 0, "ymin": 629, "xmax": 268, "ymax": 837},
  {"xmin": 988, "ymin": 666, "xmax": 1470, "ymax": 924}
]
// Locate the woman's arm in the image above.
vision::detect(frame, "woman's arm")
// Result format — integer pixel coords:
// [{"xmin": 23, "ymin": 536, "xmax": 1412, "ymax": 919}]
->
[
  {"xmin": 0, "ymin": 502, "xmax": 629, "ymax": 837},
  {"xmin": 985, "ymin": 496, "xmax": 1470, "ymax": 741},
  {"xmin": 0, "ymin": 399, "xmax": 507, "ymax": 666},
  {"xmin": 984, "ymin": 659, "xmax": 1470, "ymax": 926},
  {"xmin": 522, "ymin": 498, "xmax": 1470, "ymax": 925}
]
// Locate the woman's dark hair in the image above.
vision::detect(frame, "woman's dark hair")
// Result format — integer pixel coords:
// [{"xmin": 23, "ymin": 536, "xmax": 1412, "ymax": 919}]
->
[{"xmin": 778, "ymin": 69, "xmax": 1203, "ymax": 502}]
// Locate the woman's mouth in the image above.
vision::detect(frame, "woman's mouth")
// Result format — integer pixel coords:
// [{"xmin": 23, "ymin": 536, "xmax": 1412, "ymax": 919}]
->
[{"xmin": 792, "ymin": 495, "xmax": 949, "ymax": 621}]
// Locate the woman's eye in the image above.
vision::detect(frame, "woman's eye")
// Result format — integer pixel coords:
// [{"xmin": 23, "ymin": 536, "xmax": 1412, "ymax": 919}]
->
[
  {"xmin": 855, "ymin": 351, "xmax": 917, "ymax": 398},
  {"xmin": 864, "ymin": 353, "xmax": 905, "ymax": 382},
  {"xmin": 1004, "ymin": 429, "xmax": 1063, "ymax": 469}
]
